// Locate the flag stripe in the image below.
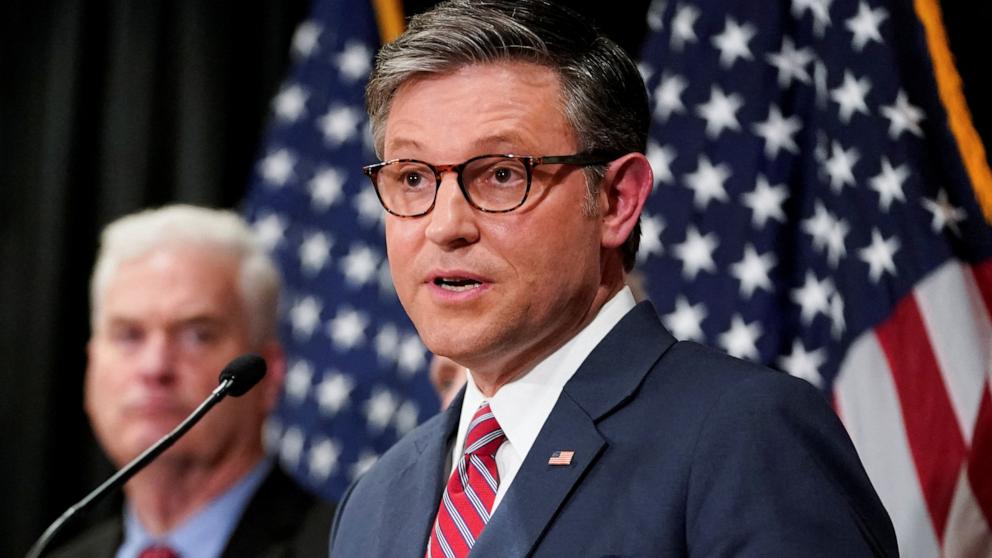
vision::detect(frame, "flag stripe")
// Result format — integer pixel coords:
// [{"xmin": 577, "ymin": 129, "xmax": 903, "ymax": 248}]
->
[
  {"xmin": 835, "ymin": 333, "xmax": 941, "ymax": 558},
  {"xmin": 969, "ymin": 388, "xmax": 992, "ymax": 528},
  {"xmin": 875, "ymin": 293, "xmax": 967, "ymax": 539},
  {"xmin": 969, "ymin": 261, "xmax": 992, "ymax": 316},
  {"xmin": 943, "ymin": 455, "xmax": 992, "ymax": 558}
]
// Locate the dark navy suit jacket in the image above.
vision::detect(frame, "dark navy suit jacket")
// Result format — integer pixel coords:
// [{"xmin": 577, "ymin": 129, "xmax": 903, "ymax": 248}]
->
[{"xmin": 330, "ymin": 302, "xmax": 899, "ymax": 557}]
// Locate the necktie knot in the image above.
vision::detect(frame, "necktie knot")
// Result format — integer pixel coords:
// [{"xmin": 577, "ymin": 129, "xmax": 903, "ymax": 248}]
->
[
  {"xmin": 139, "ymin": 545, "xmax": 180, "ymax": 558},
  {"xmin": 463, "ymin": 402, "xmax": 505, "ymax": 458}
]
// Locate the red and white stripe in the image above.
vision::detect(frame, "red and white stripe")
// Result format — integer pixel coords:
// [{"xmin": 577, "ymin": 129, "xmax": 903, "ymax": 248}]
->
[{"xmin": 835, "ymin": 259, "xmax": 992, "ymax": 557}]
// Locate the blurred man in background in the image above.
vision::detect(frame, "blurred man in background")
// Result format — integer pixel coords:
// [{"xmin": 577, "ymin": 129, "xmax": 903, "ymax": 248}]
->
[{"xmin": 51, "ymin": 205, "xmax": 333, "ymax": 558}]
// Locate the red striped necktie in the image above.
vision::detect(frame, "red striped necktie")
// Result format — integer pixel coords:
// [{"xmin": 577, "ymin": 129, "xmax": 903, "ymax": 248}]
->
[{"xmin": 427, "ymin": 402, "xmax": 506, "ymax": 558}]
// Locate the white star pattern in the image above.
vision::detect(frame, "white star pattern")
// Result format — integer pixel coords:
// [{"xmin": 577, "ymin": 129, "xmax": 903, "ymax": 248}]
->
[
  {"xmin": 279, "ymin": 427, "xmax": 305, "ymax": 468},
  {"xmin": 859, "ymin": 229, "xmax": 900, "ymax": 282},
  {"xmin": 299, "ymin": 231, "xmax": 333, "ymax": 276},
  {"xmin": 374, "ymin": 323, "xmax": 399, "ymax": 363},
  {"xmin": 753, "ymin": 105, "xmax": 801, "ymax": 158},
  {"xmin": 291, "ymin": 21, "xmax": 322, "ymax": 58},
  {"xmin": 259, "ymin": 149, "xmax": 296, "ymax": 187},
  {"xmin": 308, "ymin": 438, "xmax": 341, "ymax": 481},
  {"xmin": 354, "ymin": 187, "xmax": 386, "ymax": 228},
  {"xmin": 825, "ymin": 216, "xmax": 850, "ymax": 268},
  {"xmin": 684, "ymin": 155, "xmax": 731, "ymax": 209},
  {"xmin": 327, "ymin": 307, "xmax": 369, "ymax": 351},
  {"xmin": 393, "ymin": 400, "xmax": 420, "ymax": 435},
  {"xmin": 289, "ymin": 296, "xmax": 322, "ymax": 341},
  {"xmin": 830, "ymin": 71, "xmax": 872, "ymax": 123},
  {"xmin": 340, "ymin": 244, "xmax": 381, "ymax": 287},
  {"xmin": 349, "ymin": 451, "xmax": 379, "ymax": 481},
  {"xmin": 792, "ymin": 0, "xmax": 833, "ymax": 36},
  {"xmin": 845, "ymin": 1, "xmax": 888, "ymax": 51},
  {"xmin": 252, "ymin": 212, "xmax": 287, "ymax": 251},
  {"xmin": 767, "ymin": 37, "xmax": 814, "ymax": 87},
  {"xmin": 397, "ymin": 334, "xmax": 427, "ymax": 377},
  {"xmin": 284, "ymin": 360, "xmax": 314, "ymax": 403},
  {"xmin": 823, "ymin": 141, "xmax": 860, "ymax": 192},
  {"xmin": 647, "ymin": 141, "xmax": 677, "ymax": 185},
  {"xmin": 880, "ymin": 90, "xmax": 925, "ymax": 139},
  {"xmin": 696, "ymin": 86, "xmax": 744, "ymax": 138},
  {"xmin": 830, "ymin": 292, "xmax": 846, "ymax": 339},
  {"xmin": 869, "ymin": 157, "xmax": 909, "ymax": 211},
  {"xmin": 663, "ymin": 296, "xmax": 707, "ymax": 342},
  {"xmin": 791, "ymin": 271, "xmax": 835, "ymax": 325},
  {"xmin": 318, "ymin": 105, "xmax": 362, "ymax": 146},
  {"xmin": 778, "ymin": 340, "xmax": 826, "ymax": 387},
  {"xmin": 670, "ymin": 4, "xmax": 700, "ymax": 50},
  {"xmin": 638, "ymin": 212, "xmax": 666, "ymax": 262},
  {"xmin": 308, "ymin": 167, "xmax": 346, "ymax": 211},
  {"xmin": 317, "ymin": 371, "xmax": 353, "ymax": 416},
  {"xmin": 731, "ymin": 244, "xmax": 776, "ymax": 298},
  {"xmin": 921, "ymin": 190, "xmax": 967, "ymax": 235},
  {"xmin": 273, "ymin": 84, "xmax": 308, "ymax": 122},
  {"xmin": 335, "ymin": 41, "xmax": 372, "ymax": 82},
  {"xmin": 742, "ymin": 176, "xmax": 788, "ymax": 228},
  {"xmin": 712, "ymin": 17, "xmax": 756, "ymax": 68},
  {"xmin": 364, "ymin": 389, "xmax": 398, "ymax": 432},
  {"xmin": 647, "ymin": 0, "xmax": 667, "ymax": 32},
  {"xmin": 674, "ymin": 226, "xmax": 719, "ymax": 280},
  {"xmin": 653, "ymin": 73, "xmax": 688, "ymax": 122},
  {"xmin": 718, "ymin": 314, "xmax": 763, "ymax": 360},
  {"xmin": 802, "ymin": 201, "xmax": 836, "ymax": 253}
]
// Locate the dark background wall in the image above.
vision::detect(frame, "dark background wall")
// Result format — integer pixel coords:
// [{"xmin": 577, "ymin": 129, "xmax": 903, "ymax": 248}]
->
[{"xmin": 0, "ymin": 1, "xmax": 986, "ymax": 555}]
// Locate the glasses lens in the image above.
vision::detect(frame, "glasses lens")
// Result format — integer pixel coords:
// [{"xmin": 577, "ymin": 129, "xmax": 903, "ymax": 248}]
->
[
  {"xmin": 462, "ymin": 156, "xmax": 529, "ymax": 211},
  {"xmin": 376, "ymin": 161, "xmax": 436, "ymax": 216}
]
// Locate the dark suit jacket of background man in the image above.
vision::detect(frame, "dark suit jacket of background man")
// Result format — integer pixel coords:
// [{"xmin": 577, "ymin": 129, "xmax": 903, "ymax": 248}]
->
[
  {"xmin": 330, "ymin": 302, "xmax": 899, "ymax": 557},
  {"xmin": 48, "ymin": 467, "xmax": 334, "ymax": 558}
]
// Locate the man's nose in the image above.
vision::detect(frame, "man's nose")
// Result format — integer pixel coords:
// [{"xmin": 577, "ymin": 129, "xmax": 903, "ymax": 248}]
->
[
  {"xmin": 425, "ymin": 175, "xmax": 480, "ymax": 248},
  {"xmin": 136, "ymin": 333, "xmax": 177, "ymax": 385}
]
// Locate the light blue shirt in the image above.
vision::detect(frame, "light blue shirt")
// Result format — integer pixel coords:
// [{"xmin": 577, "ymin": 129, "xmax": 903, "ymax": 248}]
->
[{"xmin": 116, "ymin": 460, "xmax": 271, "ymax": 558}]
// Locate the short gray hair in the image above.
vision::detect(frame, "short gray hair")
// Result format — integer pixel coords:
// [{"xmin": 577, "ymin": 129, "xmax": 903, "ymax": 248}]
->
[
  {"xmin": 90, "ymin": 205, "xmax": 281, "ymax": 344},
  {"xmin": 366, "ymin": 0, "xmax": 650, "ymax": 270}
]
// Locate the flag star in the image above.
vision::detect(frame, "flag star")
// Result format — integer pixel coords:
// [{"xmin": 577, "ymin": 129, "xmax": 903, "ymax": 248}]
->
[
  {"xmin": 792, "ymin": 0, "xmax": 833, "ymax": 35},
  {"xmin": 340, "ymin": 244, "xmax": 381, "ymax": 287},
  {"xmin": 846, "ymin": 1, "xmax": 888, "ymax": 51},
  {"xmin": 742, "ymin": 176, "xmax": 788, "ymax": 228},
  {"xmin": 354, "ymin": 187, "xmax": 386, "ymax": 227},
  {"xmin": 335, "ymin": 41, "xmax": 372, "ymax": 82},
  {"xmin": 393, "ymin": 400, "xmax": 420, "ymax": 435},
  {"xmin": 830, "ymin": 71, "xmax": 872, "ymax": 123},
  {"xmin": 791, "ymin": 271, "xmax": 835, "ymax": 325},
  {"xmin": 670, "ymin": 4, "xmax": 700, "ymax": 50},
  {"xmin": 830, "ymin": 292, "xmax": 846, "ymax": 338},
  {"xmin": 259, "ymin": 149, "xmax": 296, "ymax": 187},
  {"xmin": 802, "ymin": 201, "xmax": 836, "ymax": 253},
  {"xmin": 349, "ymin": 450, "xmax": 380, "ymax": 481},
  {"xmin": 278, "ymin": 426, "xmax": 304, "ymax": 468},
  {"xmin": 327, "ymin": 307, "xmax": 369, "ymax": 350},
  {"xmin": 653, "ymin": 73, "xmax": 688, "ymax": 122},
  {"xmin": 684, "ymin": 155, "xmax": 731, "ymax": 209},
  {"xmin": 299, "ymin": 231, "xmax": 333, "ymax": 276},
  {"xmin": 262, "ymin": 418, "xmax": 282, "ymax": 454},
  {"xmin": 308, "ymin": 167, "xmax": 345, "ymax": 211},
  {"xmin": 813, "ymin": 60, "xmax": 829, "ymax": 109},
  {"xmin": 731, "ymin": 244, "xmax": 776, "ymax": 298},
  {"xmin": 289, "ymin": 296, "xmax": 323, "ymax": 340},
  {"xmin": 318, "ymin": 105, "xmax": 362, "ymax": 146},
  {"xmin": 284, "ymin": 360, "xmax": 314, "ymax": 402},
  {"xmin": 377, "ymin": 261, "xmax": 397, "ymax": 296},
  {"xmin": 921, "ymin": 189, "xmax": 966, "ymax": 235},
  {"xmin": 718, "ymin": 314, "xmax": 763, "ymax": 361},
  {"xmin": 858, "ymin": 229, "xmax": 900, "ymax": 282},
  {"xmin": 778, "ymin": 340, "xmax": 826, "ymax": 388},
  {"xmin": 647, "ymin": 141, "xmax": 677, "ymax": 185},
  {"xmin": 673, "ymin": 226, "xmax": 719, "ymax": 280},
  {"xmin": 308, "ymin": 438, "xmax": 341, "ymax": 481},
  {"xmin": 273, "ymin": 84, "xmax": 308, "ymax": 122},
  {"xmin": 364, "ymin": 389, "xmax": 398, "ymax": 432},
  {"xmin": 317, "ymin": 371, "xmax": 354, "ymax": 415},
  {"xmin": 638, "ymin": 62, "xmax": 654, "ymax": 84},
  {"xmin": 663, "ymin": 296, "xmax": 707, "ymax": 342},
  {"xmin": 397, "ymin": 334, "xmax": 427, "ymax": 376},
  {"xmin": 252, "ymin": 212, "xmax": 287, "ymax": 251},
  {"xmin": 753, "ymin": 105, "xmax": 801, "ymax": 158},
  {"xmin": 767, "ymin": 37, "xmax": 814, "ymax": 87},
  {"xmin": 638, "ymin": 212, "xmax": 666, "ymax": 262},
  {"xmin": 696, "ymin": 86, "xmax": 744, "ymax": 138},
  {"xmin": 374, "ymin": 323, "xmax": 400, "ymax": 362},
  {"xmin": 880, "ymin": 90, "xmax": 925, "ymax": 139},
  {"xmin": 712, "ymin": 17, "xmax": 756, "ymax": 68},
  {"xmin": 825, "ymin": 217, "xmax": 850, "ymax": 267},
  {"xmin": 291, "ymin": 20, "xmax": 322, "ymax": 58},
  {"xmin": 823, "ymin": 141, "xmax": 860, "ymax": 192},
  {"xmin": 647, "ymin": 0, "xmax": 666, "ymax": 32},
  {"xmin": 869, "ymin": 157, "xmax": 909, "ymax": 211}
]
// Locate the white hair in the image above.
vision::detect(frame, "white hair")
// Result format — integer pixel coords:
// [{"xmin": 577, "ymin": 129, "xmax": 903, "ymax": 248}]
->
[{"xmin": 89, "ymin": 204, "xmax": 281, "ymax": 344}]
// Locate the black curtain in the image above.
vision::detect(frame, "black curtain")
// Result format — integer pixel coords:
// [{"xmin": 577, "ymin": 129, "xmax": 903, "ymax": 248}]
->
[{"xmin": 0, "ymin": 0, "xmax": 986, "ymax": 555}]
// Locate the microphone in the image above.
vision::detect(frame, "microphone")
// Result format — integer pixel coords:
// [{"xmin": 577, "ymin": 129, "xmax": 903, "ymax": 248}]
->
[{"xmin": 25, "ymin": 354, "xmax": 267, "ymax": 558}]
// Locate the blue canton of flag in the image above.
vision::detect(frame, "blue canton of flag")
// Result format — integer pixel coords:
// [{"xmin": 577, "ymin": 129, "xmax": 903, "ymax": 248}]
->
[
  {"xmin": 636, "ymin": 0, "xmax": 992, "ymax": 555},
  {"xmin": 242, "ymin": 0, "xmax": 438, "ymax": 501}
]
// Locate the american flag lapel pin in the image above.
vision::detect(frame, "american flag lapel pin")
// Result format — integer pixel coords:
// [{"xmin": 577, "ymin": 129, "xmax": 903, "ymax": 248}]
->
[{"xmin": 548, "ymin": 450, "xmax": 574, "ymax": 466}]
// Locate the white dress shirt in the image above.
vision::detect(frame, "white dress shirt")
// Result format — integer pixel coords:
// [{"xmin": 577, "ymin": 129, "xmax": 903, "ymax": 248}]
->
[{"xmin": 451, "ymin": 287, "xmax": 636, "ymax": 511}]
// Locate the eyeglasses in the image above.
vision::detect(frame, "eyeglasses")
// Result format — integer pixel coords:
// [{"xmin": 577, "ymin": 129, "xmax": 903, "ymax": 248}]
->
[{"xmin": 362, "ymin": 151, "xmax": 618, "ymax": 217}]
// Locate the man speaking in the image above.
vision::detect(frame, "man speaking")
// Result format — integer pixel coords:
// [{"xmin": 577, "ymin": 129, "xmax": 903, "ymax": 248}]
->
[{"xmin": 330, "ymin": 1, "xmax": 899, "ymax": 556}]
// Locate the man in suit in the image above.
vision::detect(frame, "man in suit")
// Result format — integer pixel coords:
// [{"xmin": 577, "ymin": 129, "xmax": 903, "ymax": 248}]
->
[
  {"xmin": 51, "ymin": 205, "xmax": 333, "ymax": 558},
  {"xmin": 330, "ymin": 1, "xmax": 899, "ymax": 556}
]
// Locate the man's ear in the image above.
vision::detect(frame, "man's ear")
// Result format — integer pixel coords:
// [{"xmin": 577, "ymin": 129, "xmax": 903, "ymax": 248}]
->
[
  {"xmin": 258, "ymin": 341, "xmax": 287, "ymax": 412},
  {"xmin": 600, "ymin": 152, "xmax": 653, "ymax": 250}
]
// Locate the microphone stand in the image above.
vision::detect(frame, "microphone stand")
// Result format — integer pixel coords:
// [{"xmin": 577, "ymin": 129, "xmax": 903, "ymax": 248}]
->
[{"xmin": 25, "ymin": 378, "xmax": 236, "ymax": 558}]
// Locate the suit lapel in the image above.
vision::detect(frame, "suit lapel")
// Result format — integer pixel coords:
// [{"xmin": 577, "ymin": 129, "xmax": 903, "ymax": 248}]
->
[{"xmin": 473, "ymin": 302, "xmax": 676, "ymax": 556}]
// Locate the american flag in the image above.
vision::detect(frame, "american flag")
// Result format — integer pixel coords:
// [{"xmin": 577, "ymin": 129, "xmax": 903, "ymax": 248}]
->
[
  {"xmin": 548, "ymin": 451, "xmax": 575, "ymax": 466},
  {"xmin": 241, "ymin": 0, "xmax": 437, "ymax": 501},
  {"xmin": 636, "ymin": 0, "xmax": 992, "ymax": 555}
]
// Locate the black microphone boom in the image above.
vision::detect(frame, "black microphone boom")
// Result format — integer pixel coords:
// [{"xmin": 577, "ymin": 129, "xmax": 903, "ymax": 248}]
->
[{"xmin": 25, "ymin": 354, "xmax": 267, "ymax": 558}]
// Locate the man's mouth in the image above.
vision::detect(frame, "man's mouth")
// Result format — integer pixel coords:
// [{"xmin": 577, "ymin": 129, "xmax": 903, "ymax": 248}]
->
[{"xmin": 433, "ymin": 277, "xmax": 483, "ymax": 291}]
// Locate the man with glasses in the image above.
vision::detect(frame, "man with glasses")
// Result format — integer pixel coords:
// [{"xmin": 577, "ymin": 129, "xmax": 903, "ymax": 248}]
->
[{"xmin": 330, "ymin": 1, "xmax": 898, "ymax": 556}]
